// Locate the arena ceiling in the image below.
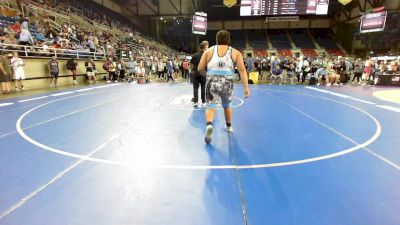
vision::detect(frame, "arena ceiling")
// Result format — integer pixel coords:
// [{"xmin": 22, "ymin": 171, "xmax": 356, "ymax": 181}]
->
[
  {"xmin": 115, "ymin": 0, "xmax": 199, "ymax": 17},
  {"xmin": 115, "ymin": 0, "xmax": 396, "ymax": 20}
]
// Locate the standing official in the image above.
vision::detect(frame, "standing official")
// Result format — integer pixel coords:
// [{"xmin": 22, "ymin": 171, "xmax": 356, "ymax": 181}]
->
[{"xmin": 190, "ymin": 41, "xmax": 209, "ymax": 107}]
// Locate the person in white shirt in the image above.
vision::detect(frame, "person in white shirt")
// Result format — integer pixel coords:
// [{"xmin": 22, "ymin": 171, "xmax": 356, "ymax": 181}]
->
[
  {"xmin": 302, "ymin": 58, "xmax": 310, "ymax": 83},
  {"xmin": 136, "ymin": 60, "xmax": 147, "ymax": 83},
  {"xmin": 295, "ymin": 57, "xmax": 303, "ymax": 83},
  {"xmin": 10, "ymin": 52, "xmax": 26, "ymax": 91},
  {"xmin": 157, "ymin": 60, "xmax": 164, "ymax": 80}
]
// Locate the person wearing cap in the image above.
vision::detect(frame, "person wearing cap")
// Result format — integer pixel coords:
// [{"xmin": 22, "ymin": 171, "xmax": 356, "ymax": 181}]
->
[{"xmin": 0, "ymin": 52, "xmax": 12, "ymax": 94}]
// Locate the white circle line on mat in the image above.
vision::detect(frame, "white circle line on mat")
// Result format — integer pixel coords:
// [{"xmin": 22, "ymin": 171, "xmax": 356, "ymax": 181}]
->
[
  {"xmin": 154, "ymin": 96, "xmax": 245, "ymax": 111},
  {"xmin": 16, "ymin": 89, "xmax": 381, "ymax": 170}
]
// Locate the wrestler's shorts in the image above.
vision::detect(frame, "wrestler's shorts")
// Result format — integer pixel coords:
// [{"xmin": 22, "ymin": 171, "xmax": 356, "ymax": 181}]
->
[{"xmin": 206, "ymin": 75, "xmax": 234, "ymax": 109}]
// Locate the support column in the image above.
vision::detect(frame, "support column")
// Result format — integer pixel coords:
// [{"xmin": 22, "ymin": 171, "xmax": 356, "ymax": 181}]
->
[{"xmin": 156, "ymin": 19, "xmax": 160, "ymax": 40}]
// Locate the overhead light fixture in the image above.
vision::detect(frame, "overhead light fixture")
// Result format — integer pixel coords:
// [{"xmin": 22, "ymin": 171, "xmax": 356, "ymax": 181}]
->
[{"xmin": 160, "ymin": 17, "xmax": 163, "ymax": 20}]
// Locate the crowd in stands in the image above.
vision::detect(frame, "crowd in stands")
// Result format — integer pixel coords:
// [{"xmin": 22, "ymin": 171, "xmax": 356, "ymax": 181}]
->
[
  {"xmin": 0, "ymin": 14, "xmax": 111, "ymax": 58},
  {"xmin": 245, "ymin": 55, "xmax": 399, "ymax": 86},
  {"xmin": 0, "ymin": 0, "xmax": 169, "ymax": 59}
]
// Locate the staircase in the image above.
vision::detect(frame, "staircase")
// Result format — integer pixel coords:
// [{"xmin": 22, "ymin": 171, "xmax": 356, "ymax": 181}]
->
[
  {"xmin": 286, "ymin": 30, "xmax": 297, "ymax": 50},
  {"xmin": 265, "ymin": 30, "xmax": 273, "ymax": 50},
  {"xmin": 307, "ymin": 30, "xmax": 322, "ymax": 50}
]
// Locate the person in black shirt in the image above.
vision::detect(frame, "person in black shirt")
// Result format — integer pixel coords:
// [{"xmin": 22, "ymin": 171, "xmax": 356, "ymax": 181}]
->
[
  {"xmin": 190, "ymin": 41, "xmax": 209, "ymax": 107},
  {"xmin": 85, "ymin": 58, "xmax": 98, "ymax": 84},
  {"xmin": 67, "ymin": 57, "xmax": 78, "ymax": 85}
]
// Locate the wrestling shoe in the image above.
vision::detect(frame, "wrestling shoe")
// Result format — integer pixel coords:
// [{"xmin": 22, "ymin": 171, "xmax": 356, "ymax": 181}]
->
[
  {"xmin": 204, "ymin": 125, "xmax": 213, "ymax": 144},
  {"xmin": 225, "ymin": 125, "xmax": 234, "ymax": 133}
]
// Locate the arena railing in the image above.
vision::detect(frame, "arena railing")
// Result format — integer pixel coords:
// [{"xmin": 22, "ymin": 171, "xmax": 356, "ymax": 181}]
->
[
  {"xmin": 0, "ymin": 43, "xmax": 107, "ymax": 60},
  {"xmin": 0, "ymin": 0, "xmax": 18, "ymax": 10},
  {"xmin": 21, "ymin": 2, "xmax": 71, "ymax": 26}
]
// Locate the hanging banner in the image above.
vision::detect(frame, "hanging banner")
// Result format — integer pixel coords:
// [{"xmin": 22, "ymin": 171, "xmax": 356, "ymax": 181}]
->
[
  {"xmin": 224, "ymin": 0, "xmax": 237, "ymax": 8},
  {"xmin": 249, "ymin": 71, "xmax": 259, "ymax": 84},
  {"xmin": 338, "ymin": 0, "xmax": 352, "ymax": 5}
]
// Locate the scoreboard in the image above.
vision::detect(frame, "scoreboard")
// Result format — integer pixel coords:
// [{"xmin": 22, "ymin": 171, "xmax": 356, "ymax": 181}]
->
[
  {"xmin": 240, "ymin": 0, "xmax": 330, "ymax": 16},
  {"xmin": 360, "ymin": 11, "xmax": 387, "ymax": 33},
  {"xmin": 192, "ymin": 12, "xmax": 207, "ymax": 35}
]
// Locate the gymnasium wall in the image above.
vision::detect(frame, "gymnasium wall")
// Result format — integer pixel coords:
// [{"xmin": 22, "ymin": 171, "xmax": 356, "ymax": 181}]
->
[{"xmin": 15, "ymin": 58, "xmax": 107, "ymax": 89}]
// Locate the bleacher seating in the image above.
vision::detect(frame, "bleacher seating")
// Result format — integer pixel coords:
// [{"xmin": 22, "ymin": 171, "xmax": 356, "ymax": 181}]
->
[
  {"xmin": 0, "ymin": 15, "xmax": 39, "ymax": 40},
  {"xmin": 230, "ymin": 30, "xmax": 246, "ymax": 50},
  {"xmin": 277, "ymin": 49, "xmax": 292, "ymax": 57},
  {"xmin": 312, "ymin": 29, "xmax": 338, "ymax": 49},
  {"xmin": 269, "ymin": 30, "xmax": 291, "ymax": 49},
  {"xmin": 254, "ymin": 49, "xmax": 268, "ymax": 57},
  {"xmin": 301, "ymin": 49, "xmax": 318, "ymax": 57},
  {"xmin": 326, "ymin": 49, "xmax": 344, "ymax": 56},
  {"xmin": 290, "ymin": 30, "xmax": 315, "ymax": 49},
  {"xmin": 248, "ymin": 30, "xmax": 267, "ymax": 50}
]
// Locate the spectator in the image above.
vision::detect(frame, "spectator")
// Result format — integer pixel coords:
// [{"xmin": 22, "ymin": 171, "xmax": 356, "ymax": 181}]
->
[
  {"xmin": 136, "ymin": 60, "xmax": 146, "ymax": 83},
  {"xmin": 326, "ymin": 63, "xmax": 340, "ymax": 86},
  {"xmin": 88, "ymin": 36, "xmax": 95, "ymax": 52},
  {"xmin": 85, "ymin": 57, "xmax": 98, "ymax": 84},
  {"xmin": 157, "ymin": 59, "xmax": 164, "ymax": 80},
  {"xmin": 302, "ymin": 57, "xmax": 310, "ymax": 83},
  {"xmin": 295, "ymin": 57, "xmax": 303, "ymax": 83},
  {"xmin": 0, "ymin": 52, "xmax": 12, "ymax": 94},
  {"xmin": 166, "ymin": 58, "xmax": 175, "ymax": 83},
  {"xmin": 117, "ymin": 58, "xmax": 126, "ymax": 81},
  {"xmin": 173, "ymin": 58, "xmax": 180, "ymax": 79},
  {"xmin": 19, "ymin": 29, "xmax": 34, "ymax": 46},
  {"xmin": 66, "ymin": 57, "xmax": 78, "ymax": 85},
  {"xmin": 126, "ymin": 57, "xmax": 137, "ymax": 83},
  {"xmin": 35, "ymin": 29, "xmax": 45, "ymax": 43},
  {"xmin": 182, "ymin": 59, "xmax": 189, "ymax": 79},
  {"xmin": 352, "ymin": 59, "xmax": 364, "ymax": 84},
  {"xmin": 270, "ymin": 63, "xmax": 283, "ymax": 85},
  {"xmin": 108, "ymin": 57, "xmax": 117, "ymax": 82},
  {"xmin": 9, "ymin": 21, "xmax": 21, "ymax": 34},
  {"xmin": 49, "ymin": 56, "xmax": 59, "ymax": 87},
  {"xmin": 10, "ymin": 52, "xmax": 26, "ymax": 91},
  {"xmin": 3, "ymin": 33, "xmax": 18, "ymax": 50},
  {"xmin": 20, "ymin": 17, "xmax": 29, "ymax": 30}
]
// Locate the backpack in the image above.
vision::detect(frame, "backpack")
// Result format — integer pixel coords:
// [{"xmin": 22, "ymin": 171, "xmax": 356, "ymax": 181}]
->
[{"xmin": 309, "ymin": 77, "xmax": 317, "ymax": 85}]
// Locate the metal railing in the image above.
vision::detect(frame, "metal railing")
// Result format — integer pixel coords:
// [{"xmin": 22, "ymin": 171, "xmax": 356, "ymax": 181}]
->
[
  {"xmin": 21, "ymin": 2, "xmax": 70, "ymax": 26},
  {"xmin": 0, "ymin": 0, "xmax": 19, "ymax": 9},
  {"xmin": 0, "ymin": 43, "xmax": 107, "ymax": 60}
]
